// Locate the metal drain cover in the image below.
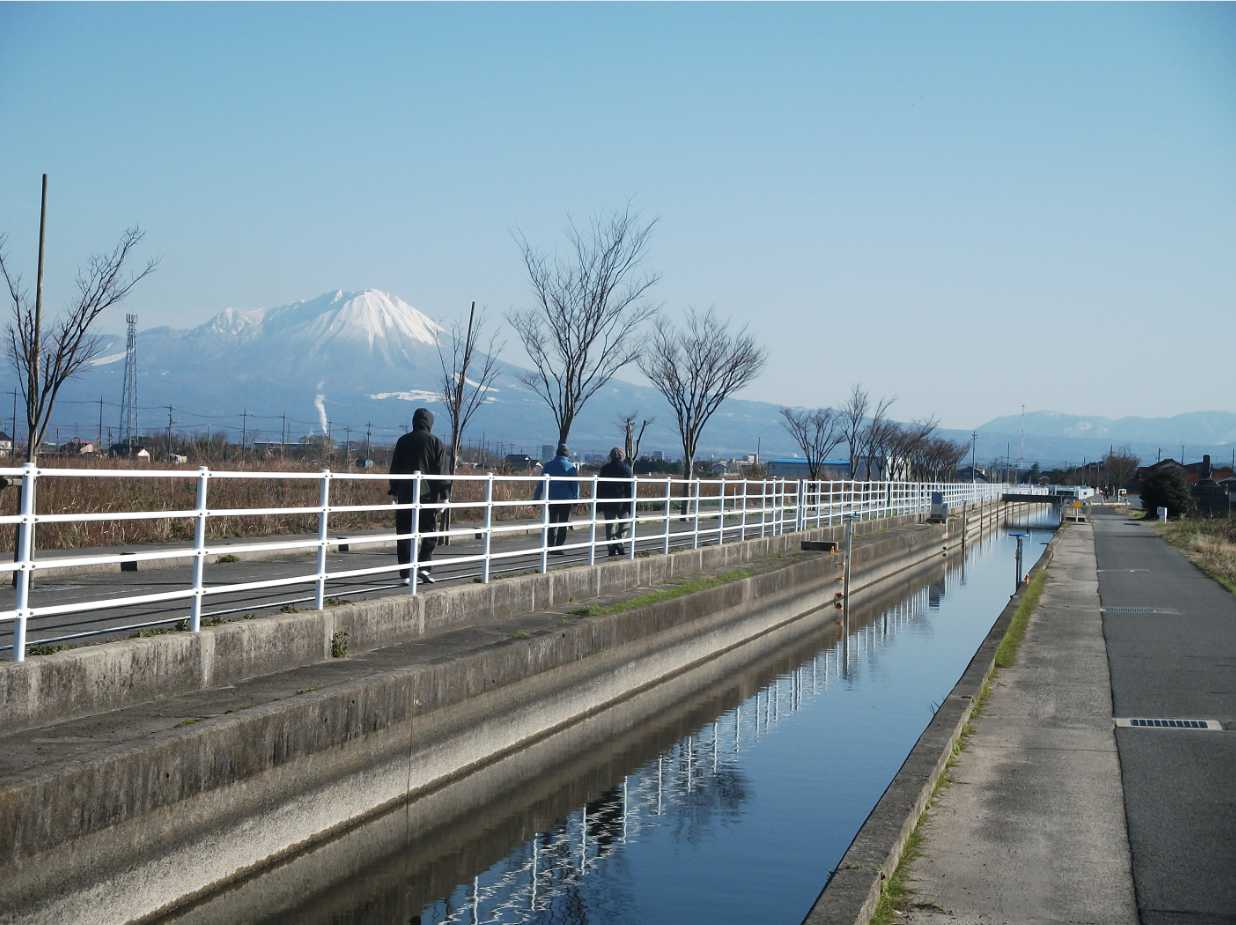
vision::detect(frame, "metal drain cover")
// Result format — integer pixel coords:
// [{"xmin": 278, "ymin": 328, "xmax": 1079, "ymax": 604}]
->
[
  {"xmin": 1101, "ymin": 606, "xmax": 1180, "ymax": 615},
  {"xmin": 1115, "ymin": 718, "xmax": 1221, "ymax": 730}
]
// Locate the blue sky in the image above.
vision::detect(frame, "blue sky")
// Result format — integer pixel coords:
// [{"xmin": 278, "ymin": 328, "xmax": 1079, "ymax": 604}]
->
[{"xmin": 1, "ymin": 2, "xmax": 1233, "ymax": 428}]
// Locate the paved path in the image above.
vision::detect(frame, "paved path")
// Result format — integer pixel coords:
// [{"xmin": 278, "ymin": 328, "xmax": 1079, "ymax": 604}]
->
[
  {"xmin": 1093, "ymin": 512, "xmax": 1236, "ymax": 925},
  {"xmin": 1, "ymin": 512, "xmax": 785, "ymax": 652},
  {"xmin": 904, "ymin": 523, "xmax": 1138, "ymax": 924}
]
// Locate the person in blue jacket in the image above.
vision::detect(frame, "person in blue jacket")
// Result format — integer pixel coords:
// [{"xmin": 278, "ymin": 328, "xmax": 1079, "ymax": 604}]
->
[{"xmin": 534, "ymin": 443, "xmax": 580, "ymax": 554}]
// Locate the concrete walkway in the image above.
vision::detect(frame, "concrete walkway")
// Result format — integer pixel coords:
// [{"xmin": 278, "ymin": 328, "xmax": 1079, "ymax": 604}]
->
[
  {"xmin": 903, "ymin": 523, "xmax": 1138, "ymax": 924},
  {"xmin": 1093, "ymin": 512, "xmax": 1236, "ymax": 924}
]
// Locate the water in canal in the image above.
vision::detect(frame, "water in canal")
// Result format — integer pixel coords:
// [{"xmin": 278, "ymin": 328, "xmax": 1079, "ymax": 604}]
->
[{"xmin": 178, "ymin": 511, "xmax": 1055, "ymax": 925}]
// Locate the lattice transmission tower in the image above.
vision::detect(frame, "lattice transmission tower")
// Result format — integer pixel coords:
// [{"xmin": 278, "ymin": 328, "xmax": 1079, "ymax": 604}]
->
[{"xmin": 118, "ymin": 313, "xmax": 139, "ymax": 451}]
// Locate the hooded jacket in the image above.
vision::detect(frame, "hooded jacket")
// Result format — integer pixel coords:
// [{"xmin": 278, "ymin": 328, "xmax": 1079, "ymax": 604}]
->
[
  {"xmin": 389, "ymin": 408, "xmax": 449, "ymax": 503},
  {"xmin": 534, "ymin": 453, "xmax": 580, "ymax": 502}
]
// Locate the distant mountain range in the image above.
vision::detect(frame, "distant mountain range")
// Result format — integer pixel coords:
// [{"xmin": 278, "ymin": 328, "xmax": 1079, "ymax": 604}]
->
[
  {"xmin": 22, "ymin": 289, "xmax": 1235, "ymax": 468},
  {"xmin": 974, "ymin": 411, "xmax": 1236, "ymax": 468}
]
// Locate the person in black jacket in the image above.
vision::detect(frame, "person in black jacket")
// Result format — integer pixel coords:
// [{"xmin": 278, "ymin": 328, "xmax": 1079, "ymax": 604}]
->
[
  {"xmin": 388, "ymin": 408, "xmax": 449, "ymax": 584},
  {"xmin": 597, "ymin": 447, "xmax": 635, "ymax": 557}
]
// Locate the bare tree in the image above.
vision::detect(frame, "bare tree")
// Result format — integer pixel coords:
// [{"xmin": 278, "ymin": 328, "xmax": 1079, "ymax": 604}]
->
[
  {"xmin": 779, "ymin": 407, "xmax": 845, "ymax": 480},
  {"xmin": 880, "ymin": 418, "xmax": 938, "ymax": 480},
  {"xmin": 840, "ymin": 385, "xmax": 869, "ymax": 477},
  {"xmin": 1103, "ymin": 446, "xmax": 1139, "ymax": 492},
  {"xmin": 436, "ymin": 301, "xmax": 503, "ymax": 543},
  {"xmin": 857, "ymin": 394, "xmax": 896, "ymax": 479},
  {"xmin": 618, "ymin": 412, "xmax": 653, "ymax": 462},
  {"xmin": 3, "ymin": 226, "xmax": 156, "ymax": 459},
  {"xmin": 437, "ymin": 301, "xmax": 504, "ymax": 476},
  {"xmin": 508, "ymin": 207, "xmax": 660, "ymax": 444},
  {"xmin": 641, "ymin": 307, "xmax": 766, "ymax": 482}
]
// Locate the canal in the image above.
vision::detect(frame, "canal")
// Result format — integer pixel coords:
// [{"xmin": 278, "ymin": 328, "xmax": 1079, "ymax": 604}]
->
[{"xmin": 165, "ymin": 509, "xmax": 1056, "ymax": 925}]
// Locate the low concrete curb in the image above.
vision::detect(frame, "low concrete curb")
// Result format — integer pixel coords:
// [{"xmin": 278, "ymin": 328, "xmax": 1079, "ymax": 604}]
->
[
  {"xmin": 802, "ymin": 524, "xmax": 1062, "ymax": 925},
  {"xmin": 1, "ymin": 508, "xmax": 972, "ymax": 732}
]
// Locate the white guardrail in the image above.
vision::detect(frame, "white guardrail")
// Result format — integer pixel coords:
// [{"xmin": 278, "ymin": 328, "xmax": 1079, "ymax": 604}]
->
[{"xmin": 0, "ymin": 464, "xmax": 1042, "ymax": 661}]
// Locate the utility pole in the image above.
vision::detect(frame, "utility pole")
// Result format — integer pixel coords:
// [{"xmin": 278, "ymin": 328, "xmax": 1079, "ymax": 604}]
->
[
  {"xmin": 9, "ymin": 390, "xmax": 16, "ymax": 455},
  {"xmin": 970, "ymin": 431, "xmax": 977, "ymax": 483},
  {"xmin": 97, "ymin": 396, "xmax": 104, "ymax": 450},
  {"xmin": 280, "ymin": 412, "xmax": 287, "ymax": 456},
  {"xmin": 166, "ymin": 405, "xmax": 174, "ymax": 454},
  {"xmin": 26, "ymin": 174, "xmax": 48, "ymax": 463},
  {"xmin": 344, "ymin": 425, "xmax": 351, "ymax": 467},
  {"xmin": 365, "ymin": 421, "xmax": 372, "ymax": 461},
  {"xmin": 240, "ymin": 409, "xmax": 248, "ymax": 457},
  {"xmin": 1019, "ymin": 404, "xmax": 1025, "ymax": 481},
  {"xmin": 325, "ymin": 422, "xmax": 333, "ymax": 466}
]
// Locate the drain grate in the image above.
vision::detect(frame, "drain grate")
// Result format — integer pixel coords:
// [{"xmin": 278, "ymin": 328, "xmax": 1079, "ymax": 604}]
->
[
  {"xmin": 1115, "ymin": 718, "xmax": 1221, "ymax": 731},
  {"xmin": 1101, "ymin": 606, "xmax": 1179, "ymax": 615}
]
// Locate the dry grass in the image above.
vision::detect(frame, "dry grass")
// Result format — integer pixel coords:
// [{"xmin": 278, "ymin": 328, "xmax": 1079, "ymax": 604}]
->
[
  {"xmin": 1161, "ymin": 517, "xmax": 1236, "ymax": 593},
  {"xmin": 1, "ymin": 457, "xmax": 747, "ymax": 551}
]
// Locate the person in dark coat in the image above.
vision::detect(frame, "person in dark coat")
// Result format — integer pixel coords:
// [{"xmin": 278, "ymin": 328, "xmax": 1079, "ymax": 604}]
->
[
  {"xmin": 388, "ymin": 408, "xmax": 449, "ymax": 584},
  {"xmin": 533, "ymin": 443, "xmax": 579, "ymax": 553},
  {"xmin": 597, "ymin": 447, "xmax": 634, "ymax": 557}
]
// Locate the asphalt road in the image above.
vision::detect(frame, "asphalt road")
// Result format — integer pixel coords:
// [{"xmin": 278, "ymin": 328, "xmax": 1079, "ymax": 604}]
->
[{"xmin": 1093, "ymin": 511, "xmax": 1236, "ymax": 925}]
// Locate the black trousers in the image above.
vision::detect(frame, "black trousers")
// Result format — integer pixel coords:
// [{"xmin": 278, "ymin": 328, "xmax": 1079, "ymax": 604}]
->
[
  {"xmin": 548, "ymin": 502, "xmax": 573, "ymax": 547},
  {"xmin": 396, "ymin": 507, "xmax": 439, "ymax": 579}
]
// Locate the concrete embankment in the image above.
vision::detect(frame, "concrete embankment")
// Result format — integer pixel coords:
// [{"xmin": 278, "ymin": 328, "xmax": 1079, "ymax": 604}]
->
[{"xmin": 0, "ymin": 501, "xmax": 1019, "ymax": 924}]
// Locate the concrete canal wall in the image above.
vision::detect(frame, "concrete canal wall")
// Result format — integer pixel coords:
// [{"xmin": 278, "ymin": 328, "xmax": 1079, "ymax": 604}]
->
[{"xmin": 0, "ymin": 500, "xmax": 1028, "ymax": 924}]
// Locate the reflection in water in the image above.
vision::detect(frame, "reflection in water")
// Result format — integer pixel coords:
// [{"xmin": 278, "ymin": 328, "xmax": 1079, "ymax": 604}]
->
[
  {"xmin": 172, "ymin": 513, "xmax": 1055, "ymax": 925},
  {"xmin": 410, "ymin": 517, "xmax": 1052, "ymax": 925}
]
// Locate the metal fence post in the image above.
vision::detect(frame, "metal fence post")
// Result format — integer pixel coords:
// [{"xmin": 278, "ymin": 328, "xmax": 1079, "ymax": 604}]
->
[
  {"xmin": 409, "ymin": 471, "xmax": 422, "ymax": 594},
  {"xmin": 756, "ymin": 479, "xmax": 766, "ymax": 539},
  {"xmin": 739, "ymin": 478, "xmax": 748, "ymax": 542},
  {"xmin": 718, "ymin": 480, "xmax": 726, "ymax": 545},
  {"xmin": 540, "ymin": 474, "xmax": 551, "ymax": 574},
  {"xmin": 12, "ymin": 463, "xmax": 36, "ymax": 662},
  {"xmin": 481, "ymin": 473, "xmax": 494, "ymax": 583},
  {"xmin": 189, "ymin": 466, "xmax": 210, "ymax": 632},
  {"xmin": 660, "ymin": 477, "xmax": 670, "ymax": 554},
  {"xmin": 628, "ymin": 475, "xmax": 638, "ymax": 561},
  {"xmin": 692, "ymin": 478, "xmax": 701, "ymax": 549},
  {"xmin": 589, "ymin": 474, "xmax": 599, "ymax": 566},
  {"xmin": 797, "ymin": 479, "xmax": 805, "ymax": 532},
  {"xmin": 315, "ymin": 469, "xmax": 331, "ymax": 609}
]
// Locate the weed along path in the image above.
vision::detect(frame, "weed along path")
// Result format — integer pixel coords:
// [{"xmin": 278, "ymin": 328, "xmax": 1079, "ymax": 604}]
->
[
  {"xmin": 157, "ymin": 511, "xmax": 1057, "ymax": 925},
  {"xmin": 893, "ymin": 523, "xmax": 1137, "ymax": 925}
]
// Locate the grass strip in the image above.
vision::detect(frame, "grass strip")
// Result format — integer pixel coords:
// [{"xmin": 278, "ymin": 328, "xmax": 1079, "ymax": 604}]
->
[
  {"xmin": 1158, "ymin": 518, "xmax": 1236, "ymax": 595},
  {"xmin": 994, "ymin": 569, "xmax": 1047, "ymax": 668},
  {"xmin": 569, "ymin": 568, "xmax": 754, "ymax": 618}
]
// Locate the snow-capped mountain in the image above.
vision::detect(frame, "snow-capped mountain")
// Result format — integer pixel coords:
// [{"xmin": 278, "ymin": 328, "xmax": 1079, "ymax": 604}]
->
[
  {"xmin": 61, "ymin": 289, "xmax": 789, "ymax": 455},
  {"xmin": 44, "ymin": 289, "xmax": 1234, "ymax": 464}
]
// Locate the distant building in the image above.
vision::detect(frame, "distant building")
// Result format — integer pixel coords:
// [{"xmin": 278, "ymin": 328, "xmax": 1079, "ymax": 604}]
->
[
  {"xmin": 764, "ymin": 458, "xmax": 851, "ymax": 479},
  {"xmin": 505, "ymin": 453, "xmax": 537, "ymax": 472},
  {"xmin": 956, "ymin": 465, "xmax": 990, "ymax": 483},
  {"xmin": 61, "ymin": 437, "xmax": 96, "ymax": 456},
  {"xmin": 1135, "ymin": 458, "xmax": 1235, "ymax": 486}
]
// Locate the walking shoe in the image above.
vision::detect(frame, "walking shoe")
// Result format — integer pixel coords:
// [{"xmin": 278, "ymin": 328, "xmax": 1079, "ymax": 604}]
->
[
  {"xmin": 417, "ymin": 569, "xmax": 435, "ymax": 584},
  {"xmin": 398, "ymin": 577, "xmax": 412, "ymax": 587}
]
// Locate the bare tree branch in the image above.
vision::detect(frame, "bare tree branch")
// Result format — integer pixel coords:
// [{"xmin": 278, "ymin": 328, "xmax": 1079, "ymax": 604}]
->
[
  {"xmin": 780, "ymin": 407, "xmax": 845, "ymax": 480},
  {"xmin": 507, "ymin": 207, "xmax": 660, "ymax": 444},
  {"xmin": 618, "ymin": 411, "xmax": 654, "ymax": 462},
  {"xmin": 640, "ymin": 307, "xmax": 766, "ymax": 481},
  {"xmin": 4, "ymin": 226, "xmax": 156, "ymax": 457}
]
